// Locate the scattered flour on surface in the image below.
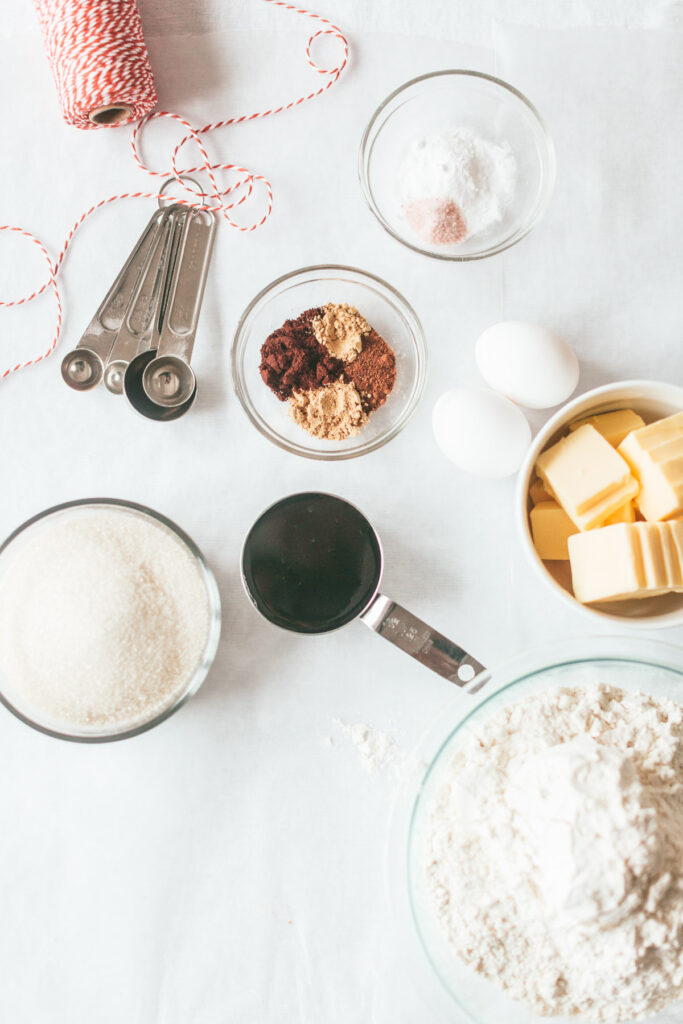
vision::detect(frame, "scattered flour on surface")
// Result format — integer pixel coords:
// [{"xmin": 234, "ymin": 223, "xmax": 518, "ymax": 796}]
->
[
  {"xmin": 333, "ymin": 718, "xmax": 429, "ymax": 782},
  {"xmin": 426, "ymin": 683, "xmax": 683, "ymax": 1023}
]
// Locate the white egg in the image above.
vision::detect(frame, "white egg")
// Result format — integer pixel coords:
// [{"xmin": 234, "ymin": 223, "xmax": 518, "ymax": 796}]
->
[
  {"xmin": 432, "ymin": 387, "xmax": 531, "ymax": 478},
  {"xmin": 475, "ymin": 321, "xmax": 579, "ymax": 409}
]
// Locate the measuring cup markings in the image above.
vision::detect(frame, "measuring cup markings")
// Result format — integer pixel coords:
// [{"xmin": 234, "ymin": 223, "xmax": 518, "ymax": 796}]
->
[{"xmin": 241, "ymin": 492, "xmax": 485, "ymax": 685}]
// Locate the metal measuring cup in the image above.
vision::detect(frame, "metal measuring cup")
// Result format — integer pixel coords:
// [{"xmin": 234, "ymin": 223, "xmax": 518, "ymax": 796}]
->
[
  {"xmin": 241, "ymin": 492, "xmax": 485, "ymax": 685},
  {"xmin": 102, "ymin": 204, "xmax": 178, "ymax": 395},
  {"xmin": 124, "ymin": 207, "xmax": 216, "ymax": 420},
  {"xmin": 60, "ymin": 207, "xmax": 166, "ymax": 391}
]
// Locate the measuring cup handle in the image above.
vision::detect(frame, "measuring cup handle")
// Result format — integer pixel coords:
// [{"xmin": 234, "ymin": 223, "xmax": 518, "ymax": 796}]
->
[{"xmin": 359, "ymin": 594, "xmax": 485, "ymax": 685}]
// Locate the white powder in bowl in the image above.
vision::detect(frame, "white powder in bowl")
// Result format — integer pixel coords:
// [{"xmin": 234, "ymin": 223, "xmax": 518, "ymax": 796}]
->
[
  {"xmin": 0, "ymin": 507, "xmax": 212, "ymax": 732},
  {"xmin": 425, "ymin": 683, "xmax": 683, "ymax": 1023},
  {"xmin": 399, "ymin": 127, "xmax": 517, "ymax": 245}
]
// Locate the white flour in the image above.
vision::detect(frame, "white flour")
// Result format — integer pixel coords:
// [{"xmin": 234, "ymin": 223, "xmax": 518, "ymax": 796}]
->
[
  {"xmin": 336, "ymin": 719, "xmax": 396, "ymax": 773},
  {"xmin": 398, "ymin": 127, "xmax": 517, "ymax": 243},
  {"xmin": 0, "ymin": 508, "xmax": 211, "ymax": 730},
  {"xmin": 426, "ymin": 684, "xmax": 683, "ymax": 1022}
]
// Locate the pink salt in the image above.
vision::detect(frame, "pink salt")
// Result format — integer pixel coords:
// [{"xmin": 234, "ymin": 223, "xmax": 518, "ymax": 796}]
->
[{"xmin": 404, "ymin": 197, "xmax": 468, "ymax": 246}]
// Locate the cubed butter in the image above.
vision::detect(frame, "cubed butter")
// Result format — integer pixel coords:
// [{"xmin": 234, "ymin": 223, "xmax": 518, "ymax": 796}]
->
[
  {"xmin": 604, "ymin": 500, "xmax": 636, "ymax": 525},
  {"xmin": 618, "ymin": 412, "xmax": 683, "ymax": 522},
  {"xmin": 568, "ymin": 524, "xmax": 645, "ymax": 602},
  {"xmin": 529, "ymin": 478, "xmax": 552, "ymax": 505},
  {"xmin": 536, "ymin": 425, "xmax": 639, "ymax": 531},
  {"xmin": 636, "ymin": 524, "xmax": 669, "ymax": 595},
  {"xmin": 569, "ymin": 409, "xmax": 646, "ymax": 447},
  {"xmin": 530, "ymin": 501, "xmax": 577, "ymax": 560},
  {"xmin": 568, "ymin": 520, "xmax": 683, "ymax": 603},
  {"xmin": 660, "ymin": 521, "xmax": 683, "ymax": 590}
]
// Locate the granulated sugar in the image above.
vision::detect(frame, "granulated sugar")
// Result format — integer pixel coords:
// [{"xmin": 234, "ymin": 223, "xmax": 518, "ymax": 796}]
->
[
  {"xmin": 0, "ymin": 508, "xmax": 211, "ymax": 730},
  {"xmin": 426, "ymin": 683, "xmax": 683, "ymax": 1023}
]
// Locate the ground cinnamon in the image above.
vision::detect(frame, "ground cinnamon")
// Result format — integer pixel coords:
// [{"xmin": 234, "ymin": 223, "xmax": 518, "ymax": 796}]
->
[{"xmin": 343, "ymin": 329, "xmax": 397, "ymax": 412}]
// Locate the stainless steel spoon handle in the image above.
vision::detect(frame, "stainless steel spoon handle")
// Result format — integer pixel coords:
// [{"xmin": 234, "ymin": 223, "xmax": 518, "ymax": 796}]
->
[
  {"xmin": 360, "ymin": 594, "xmax": 485, "ymax": 685},
  {"xmin": 156, "ymin": 207, "xmax": 216, "ymax": 362},
  {"xmin": 102, "ymin": 206, "xmax": 178, "ymax": 392},
  {"xmin": 70, "ymin": 208, "xmax": 165, "ymax": 360}
]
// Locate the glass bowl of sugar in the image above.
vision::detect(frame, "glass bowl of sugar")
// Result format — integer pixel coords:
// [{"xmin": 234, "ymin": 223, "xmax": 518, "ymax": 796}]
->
[
  {"xmin": 232, "ymin": 264, "xmax": 427, "ymax": 460},
  {"xmin": 359, "ymin": 70, "xmax": 556, "ymax": 261},
  {"xmin": 0, "ymin": 499, "xmax": 221, "ymax": 742}
]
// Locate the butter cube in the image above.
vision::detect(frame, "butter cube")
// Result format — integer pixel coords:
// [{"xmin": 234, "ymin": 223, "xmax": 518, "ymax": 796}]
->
[
  {"xmin": 568, "ymin": 520, "xmax": 683, "ymax": 603},
  {"xmin": 570, "ymin": 409, "xmax": 646, "ymax": 447},
  {"xmin": 529, "ymin": 478, "xmax": 552, "ymax": 505},
  {"xmin": 604, "ymin": 501, "xmax": 636, "ymax": 525},
  {"xmin": 568, "ymin": 524, "xmax": 644, "ymax": 602},
  {"xmin": 618, "ymin": 412, "xmax": 683, "ymax": 521},
  {"xmin": 536, "ymin": 425, "xmax": 638, "ymax": 531},
  {"xmin": 660, "ymin": 521, "xmax": 683, "ymax": 590},
  {"xmin": 636, "ymin": 524, "xmax": 669, "ymax": 595},
  {"xmin": 530, "ymin": 501, "xmax": 577, "ymax": 560}
]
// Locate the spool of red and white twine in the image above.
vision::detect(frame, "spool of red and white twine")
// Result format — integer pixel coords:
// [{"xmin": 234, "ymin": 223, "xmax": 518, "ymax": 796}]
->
[
  {"xmin": 33, "ymin": 0, "xmax": 158, "ymax": 129},
  {"xmin": 0, "ymin": 0, "xmax": 348, "ymax": 379}
]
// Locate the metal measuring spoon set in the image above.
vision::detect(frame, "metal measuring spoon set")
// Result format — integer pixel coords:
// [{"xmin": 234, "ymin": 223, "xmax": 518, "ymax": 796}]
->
[{"xmin": 61, "ymin": 190, "xmax": 216, "ymax": 421}]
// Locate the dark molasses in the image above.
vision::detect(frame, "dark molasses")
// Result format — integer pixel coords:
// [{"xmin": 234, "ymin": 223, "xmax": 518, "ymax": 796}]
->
[{"xmin": 242, "ymin": 492, "xmax": 382, "ymax": 634}]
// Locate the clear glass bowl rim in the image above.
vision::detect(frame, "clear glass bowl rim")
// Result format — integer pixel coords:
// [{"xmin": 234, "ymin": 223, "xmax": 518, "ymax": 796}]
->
[
  {"xmin": 0, "ymin": 497, "xmax": 222, "ymax": 744},
  {"xmin": 406, "ymin": 635, "xmax": 683, "ymax": 1020},
  {"xmin": 358, "ymin": 68, "xmax": 557, "ymax": 262},
  {"xmin": 231, "ymin": 263, "xmax": 428, "ymax": 461}
]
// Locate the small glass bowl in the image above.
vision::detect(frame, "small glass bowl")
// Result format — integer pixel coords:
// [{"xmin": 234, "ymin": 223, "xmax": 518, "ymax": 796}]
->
[
  {"xmin": 359, "ymin": 70, "xmax": 556, "ymax": 261},
  {"xmin": 0, "ymin": 499, "xmax": 222, "ymax": 743},
  {"xmin": 232, "ymin": 265, "xmax": 427, "ymax": 461},
  {"xmin": 406, "ymin": 638, "xmax": 683, "ymax": 1024}
]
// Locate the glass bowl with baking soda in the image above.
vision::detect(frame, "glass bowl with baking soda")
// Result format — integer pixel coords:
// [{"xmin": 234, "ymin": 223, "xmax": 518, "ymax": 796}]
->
[
  {"xmin": 232, "ymin": 265, "xmax": 427, "ymax": 460},
  {"xmin": 0, "ymin": 499, "xmax": 221, "ymax": 742},
  {"xmin": 360, "ymin": 71, "xmax": 556, "ymax": 261}
]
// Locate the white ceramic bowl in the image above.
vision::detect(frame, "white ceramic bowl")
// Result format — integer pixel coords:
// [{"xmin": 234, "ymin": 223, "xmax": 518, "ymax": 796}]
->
[{"xmin": 516, "ymin": 380, "xmax": 683, "ymax": 628}]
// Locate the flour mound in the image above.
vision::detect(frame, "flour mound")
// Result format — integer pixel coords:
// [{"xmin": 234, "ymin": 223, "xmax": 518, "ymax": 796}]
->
[{"xmin": 426, "ymin": 684, "xmax": 683, "ymax": 1022}]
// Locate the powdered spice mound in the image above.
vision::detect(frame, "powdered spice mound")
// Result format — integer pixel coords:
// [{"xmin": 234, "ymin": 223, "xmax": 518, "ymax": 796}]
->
[
  {"xmin": 260, "ymin": 308, "xmax": 344, "ymax": 401},
  {"xmin": 290, "ymin": 380, "xmax": 367, "ymax": 441},
  {"xmin": 404, "ymin": 197, "xmax": 468, "ymax": 246},
  {"xmin": 312, "ymin": 303, "xmax": 370, "ymax": 362},
  {"xmin": 343, "ymin": 329, "xmax": 397, "ymax": 412}
]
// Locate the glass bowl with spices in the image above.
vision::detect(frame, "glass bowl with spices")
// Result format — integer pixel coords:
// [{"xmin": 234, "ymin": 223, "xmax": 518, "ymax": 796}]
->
[
  {"xmin": 232, "ymin": 265, "xmax": 427, "ymax": 460},
  {"xmin": 359, "ymin": 71, "xmax": 556, "ymax": 261}
]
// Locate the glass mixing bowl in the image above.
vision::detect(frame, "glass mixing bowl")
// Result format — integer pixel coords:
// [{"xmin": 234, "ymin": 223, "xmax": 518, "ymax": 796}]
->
[
  {"xmin": 359, "ymin": 70, "xmax": 556, "ymax": 261},
  {"xmin": 231, "ymin": 265, "xmax": 427, "ymax": 460},
  {"xmin": 0, "ymin": 498, "xmax": 222, "ymax": 743},
  {"xmin": 405, "ymin": 637, "xmax": 683, "ymax": 1024}
]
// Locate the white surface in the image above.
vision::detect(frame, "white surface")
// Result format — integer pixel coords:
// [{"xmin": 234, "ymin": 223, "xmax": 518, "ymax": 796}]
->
[{"xmin": 0, "ymin": 2, "xmax": 682, "ymax": 1022}]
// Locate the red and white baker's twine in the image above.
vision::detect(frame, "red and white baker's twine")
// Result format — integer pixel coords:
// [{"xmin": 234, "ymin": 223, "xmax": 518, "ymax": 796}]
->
[{"xmin": 0, "ymin": 0, "xmax": 348, "ymax": 379}]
